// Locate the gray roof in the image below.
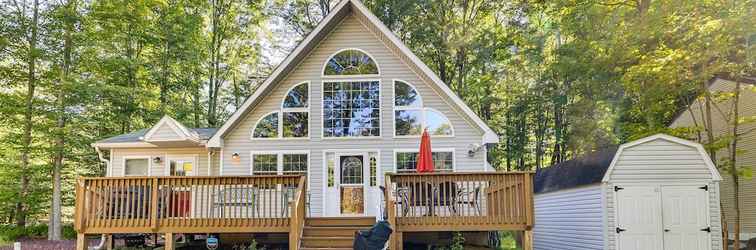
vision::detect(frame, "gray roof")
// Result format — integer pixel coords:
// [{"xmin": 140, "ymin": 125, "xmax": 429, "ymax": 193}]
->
[
  {"xmin": 96, "ymin": 128, "xmax": 218, "ymax": 144},
  {"xmin": 534, "ymin": 147, "xmax": 618, "ymax": 194}
]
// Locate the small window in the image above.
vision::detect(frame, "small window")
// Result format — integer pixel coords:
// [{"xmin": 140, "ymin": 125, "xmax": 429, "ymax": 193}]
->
[
  {"xmin": 124, "ymin": 158, "xmax": 149, "ymax": 176},
  {"xmin": 369, "ymin": 152, "xmax": 378, "ymax": 187},
  {"xmin": 394, "ymin": 81, "xmax": 421, "ymax": 107},
  {"xmin": 169, "ymin": 160, "xmax": 193, "ymax": 176},
  {"xmin": 324, "ymin": 49, "xmax": 379, "ymax": 76},
  {"xmin": 393, "ymin": 80, "xmax": 454, "ymax": 136},
  {"xmin": 395, "ymin": 151, "xmax": 453, "ymax": 173},
  {"xmin": 252, "ymin": 154, "xmax": 278, "ymax": 175},
  {"xmin": 340, "ymin": 156, "xmax": 364, "ymax": 184},
  {"xmin": 283, "ymin": 154, "xmax": 308, "ymax": 175},
  {"xmin": 283, "ymin": 112, "xmax": 308, "ymax": 137},
  {"xmin": 253, "ymin": 113, "xmax": 278, "ymax": 138},
  {"xmin": 283, "ymin": 83, "xmax": 308, "ymax": 108},
  {"xmin": 425, "ymin": 109, "xmax": 453, "ymax": 136},
  {"xmin": 326, "ymin": 152, "xmax": 335, "ymax": 187}
]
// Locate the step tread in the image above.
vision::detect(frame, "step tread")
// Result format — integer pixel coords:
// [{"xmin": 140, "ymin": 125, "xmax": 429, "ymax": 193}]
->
[
  {"xmin": 302, "ymin": 236, "xmax": 354, "ymax": 240},
  {"xmin": 301, "ymin": 248, "xmax": 352, "ymax": 250},
  {"xmin": 304, "ymin": 226, "xmax": 370, "ymax": 230}
]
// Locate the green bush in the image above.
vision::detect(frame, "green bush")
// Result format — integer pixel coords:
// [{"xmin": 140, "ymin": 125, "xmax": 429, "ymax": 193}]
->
[
  {"xmin": 0, "ymin": 224, "xmax": 51, "ymax": 242},
  {"xmin": 62, "ymin": 224, "xmax": 77, "ymax": 240}
]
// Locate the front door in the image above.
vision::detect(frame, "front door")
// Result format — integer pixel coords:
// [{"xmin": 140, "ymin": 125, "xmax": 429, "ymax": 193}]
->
[
  {"xmin": 661, "ymin": 186, "xmax": 710, "ymax": 250},
  {"xmin": 337, "ymin": 154, "xmax": 367, "ymax": 216},
  {"xmin": 616, "ymin": 185, "xmax": 663, "ymax": 250}
]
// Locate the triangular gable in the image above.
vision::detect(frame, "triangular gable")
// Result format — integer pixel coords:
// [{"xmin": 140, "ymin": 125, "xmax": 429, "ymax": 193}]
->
[
  {"xmin": 207, "ymin": 0, "xmax": 498, "ymax": 147},
  {"xmin": 143, "ymin": 115, "xmax": 198, "ymax": 142},
  {"xmin": 601, "ymin": 134, "xmax": 722, "ymax": 182}
]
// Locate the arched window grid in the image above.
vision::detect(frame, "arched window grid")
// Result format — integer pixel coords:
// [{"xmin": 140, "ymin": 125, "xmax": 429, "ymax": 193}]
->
[{"xmin": 392, "ymin": 80, "xmax": 455, "ymax": 137}]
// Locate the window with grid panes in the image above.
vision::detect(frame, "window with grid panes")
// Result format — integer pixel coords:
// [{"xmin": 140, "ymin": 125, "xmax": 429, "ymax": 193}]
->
[{"xmin": 323, "ymin": 81, "xmax": 380, "ymax": 137}]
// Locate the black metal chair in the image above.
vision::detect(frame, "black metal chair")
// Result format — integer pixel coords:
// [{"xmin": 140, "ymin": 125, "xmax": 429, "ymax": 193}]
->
[
  {"xmin": 435, "ymin": 181, "xmax": 459, "ymax": 215},
  {"xmin": 456, "ymin": 186, "xmax": 482, "ymax": 216},
  {"xmin": 397, "ymin": 182, "xmax": 433, "ymax": 216}
]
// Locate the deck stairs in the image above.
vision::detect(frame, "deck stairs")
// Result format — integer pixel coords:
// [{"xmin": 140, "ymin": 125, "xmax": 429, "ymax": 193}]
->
[{"xmin": 300, "ymin": 217, "xmax": 375, "ymax": 250}]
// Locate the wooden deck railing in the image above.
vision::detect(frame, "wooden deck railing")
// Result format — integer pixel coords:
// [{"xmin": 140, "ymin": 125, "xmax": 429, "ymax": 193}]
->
[
  {"xmin": 384, "ymin": 172, "xmax": 534, "ymax": 232},
  {"xmin": 74, "ymin": 175, "xmax": 306, "ymax": 235}
]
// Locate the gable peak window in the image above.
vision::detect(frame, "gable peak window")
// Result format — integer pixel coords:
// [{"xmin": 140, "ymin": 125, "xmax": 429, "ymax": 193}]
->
[
  {"xmin": 323, "ymin": 49, "xmax": 379, "ymax": 76},
  {"xmin": 393, "ymin": 80, "xmax": 454, "ymax": 136},
  {"xmin": 252, "ymin": 82, "xmax": 309, "ymax": 139}
]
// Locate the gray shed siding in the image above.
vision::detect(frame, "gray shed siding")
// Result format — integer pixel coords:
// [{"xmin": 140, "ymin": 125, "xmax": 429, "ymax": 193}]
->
[
  {"xmin": 219, "ymin": 14, "xmax": 487, "ymax": 216},
  {"xmin": 604, "ymin": 138, "xmax": 722, "ymax": 250},
  {"xmin": 111, "ymin": 147, "xmax": 216, "ymax": 177},
  {"xmin": 534, "ymin": 184, "xmax": 605, "ymax": 250}
]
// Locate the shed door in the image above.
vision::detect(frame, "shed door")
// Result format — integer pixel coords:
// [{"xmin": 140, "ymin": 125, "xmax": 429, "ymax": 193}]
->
[
  {"xmin": 617, "ymin": 186, "xmax": 663, "ymax": 250},
  {"xmin": 661, "ymin": 186, "xmax": 710, "ymax": 250}
]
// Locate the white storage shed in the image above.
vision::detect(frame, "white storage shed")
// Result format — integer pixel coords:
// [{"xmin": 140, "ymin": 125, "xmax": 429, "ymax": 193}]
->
[{"xmin": 533, "ymin": 134, "xmax": 723, "ymax": 250}]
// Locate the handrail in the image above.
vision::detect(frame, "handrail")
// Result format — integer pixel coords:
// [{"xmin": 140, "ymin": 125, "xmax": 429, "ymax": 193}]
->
[
  {"xmin": 385, "ymin": 172, "xmax": 534, "ymax": 232},
  {"xmin": 74, "ymin": 175, "xmax": 305, "ymax": 234},
  {"xmin": 289, "ymin": 176, "xmax": 306, "ymax": 250}
]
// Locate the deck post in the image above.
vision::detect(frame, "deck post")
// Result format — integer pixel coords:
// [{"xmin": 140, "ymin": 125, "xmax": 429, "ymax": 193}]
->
[
  {"xmin": 75, "ymin": 233, "xmax": 87, "ymax": 250},
  {"xmin": 104, "ymin": 234, "xmax": 113, "ymax": 250},
  {"xmin": 522, "ymin": 229, "xmax": 533, "ymax": 250},
  {"xmin": 164, "ymin": 232, "xmax": 174, "ymax": 250},
  {"xmin": 390, "ymin": 231, "xmax": 403, "ymax": 250}
]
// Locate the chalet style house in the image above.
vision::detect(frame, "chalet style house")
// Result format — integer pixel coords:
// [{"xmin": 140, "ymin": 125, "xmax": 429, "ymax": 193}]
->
[{"xmin": 74, "ymin": 0, "xmax": 534, "ymax": 249}]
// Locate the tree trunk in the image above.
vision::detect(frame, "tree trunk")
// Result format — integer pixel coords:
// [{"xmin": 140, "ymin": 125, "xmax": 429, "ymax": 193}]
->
[
  {"xmin": 729, "ymin": 80, "xmax": 742, "ymax": 248},
  {"xmin": 17, "ymin": 0, "xmax": 40, "ymax": 227},
  {"xmin": 49, "ymin": 0, "xmax": 76, "ymax": 240}
]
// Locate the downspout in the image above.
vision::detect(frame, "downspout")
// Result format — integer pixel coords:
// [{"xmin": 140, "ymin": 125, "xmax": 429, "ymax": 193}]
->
[
  {"xmin": 93, "ymin": 145, "xmax": 109, "ymax": 250},
  {"xmin": 94, "ymin": 145, "xmax": 110, "ymax": 176}
]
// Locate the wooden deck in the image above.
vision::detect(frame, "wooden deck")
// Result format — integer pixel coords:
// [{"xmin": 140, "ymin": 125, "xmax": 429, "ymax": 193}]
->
[
  {"xmin": 384, "ymin": 172, "xmax": 534, "ymax": 250},
  {"xmin": 74, "ymin": 172, "xmax": 533, "ymax": 250}
]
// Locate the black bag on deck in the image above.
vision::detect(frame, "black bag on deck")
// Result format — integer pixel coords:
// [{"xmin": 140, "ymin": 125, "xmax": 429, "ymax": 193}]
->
[{"xmin": 353, "ymin": 220, "xmax": 393, "ymax": 250}]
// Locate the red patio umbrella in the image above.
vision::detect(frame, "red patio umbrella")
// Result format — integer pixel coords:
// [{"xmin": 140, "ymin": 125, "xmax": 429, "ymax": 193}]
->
[{"xmin": 416, "ymin": 129, "xmax": 434, "ymax": 173}]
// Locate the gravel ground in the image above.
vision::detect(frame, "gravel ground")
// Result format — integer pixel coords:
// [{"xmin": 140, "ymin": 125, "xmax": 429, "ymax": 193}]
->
[{"xmin": 0, "ymin": 237, "xmax": 101, "ymax": 250}]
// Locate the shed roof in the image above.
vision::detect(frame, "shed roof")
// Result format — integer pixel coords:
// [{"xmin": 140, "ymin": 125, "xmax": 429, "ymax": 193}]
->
[{"xmin": 534, "ymin": 147, "xmax": 618, "ymax": 194}]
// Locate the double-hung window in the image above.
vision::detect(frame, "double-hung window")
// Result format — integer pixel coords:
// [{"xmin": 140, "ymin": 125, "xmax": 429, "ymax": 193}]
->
[
  {"xmin": 251, "ymin": 151, "xmax": 309, "ymax": 177},
  {"xmin": 395, "ymin": 149, "xmax": 454, "ymax": 173}
]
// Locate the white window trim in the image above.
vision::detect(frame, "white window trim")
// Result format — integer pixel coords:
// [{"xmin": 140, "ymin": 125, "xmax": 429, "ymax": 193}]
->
[
  {"xmin": 392, "ymin": 148, "xmax": 456, "ymax": 173},
  {"xmin": 250, "ymin": 150, "xmax": 310, "ymax": 177},
  {"xmin": 122, "ymin": 156, "xmax": 152, "ymax": 177},
  {"xmin": 251, "ymin": 82, "xmax": 312, "ymax": 141},
  {"xmin": 321, "ymin": 79, "xmax": 383, "ymax": 139},
  {"xmin": 392, "ymin": 80, "xmax": 455, "ymax": 138},
  {"xmin": 164, "ymin": 154, "xmax": 199, "ymax": 176},
  {"xmin": 321, "ymin": 48, "xmax": 381, "ymax": 78}
]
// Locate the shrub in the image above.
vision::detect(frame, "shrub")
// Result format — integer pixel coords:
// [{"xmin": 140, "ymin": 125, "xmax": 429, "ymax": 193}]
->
[{"xmin": 62, "ymin": 224, "xmax": 77, "ymax": 240}]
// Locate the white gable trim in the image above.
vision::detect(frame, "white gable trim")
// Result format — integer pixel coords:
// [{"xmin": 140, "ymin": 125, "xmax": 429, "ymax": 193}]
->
[
  {"xmin": 208, "ymin": 0, "xmax": 498, "ymax": 147},
  {"xmin": 143, "ymin": 115, "xmax": 198, "ymax": 142},
  {"xmin": 601, "ymin": 134, "xmax": 722, "ymax": 182}
]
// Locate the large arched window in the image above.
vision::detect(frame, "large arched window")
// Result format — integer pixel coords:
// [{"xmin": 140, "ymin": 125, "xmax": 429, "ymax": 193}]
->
[
  {"xmin": 323, "ymin": 49, "xmax": 379, "ymax": 76},
  {"xmin": 393, "ymin": 80, "xmax": 454, "ymax": 137},
  {"xmin": 252, "ymin": 82, "xmax": 310, "ymax": 139}
]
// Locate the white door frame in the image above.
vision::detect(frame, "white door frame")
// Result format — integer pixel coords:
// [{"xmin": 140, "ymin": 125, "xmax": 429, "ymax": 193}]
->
[{"xmin": 334, "ymin": 152, "xmax": 369, "ymax": 217}]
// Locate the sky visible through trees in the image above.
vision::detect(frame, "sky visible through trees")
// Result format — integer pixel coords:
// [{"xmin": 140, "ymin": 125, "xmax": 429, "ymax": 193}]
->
[{"xmin": 0, "ymin": 0, "xmax": 753, "ymax": 241}]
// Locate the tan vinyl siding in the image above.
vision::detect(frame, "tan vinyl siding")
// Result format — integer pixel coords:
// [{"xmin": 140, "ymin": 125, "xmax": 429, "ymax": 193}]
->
[
  {"xmin": 604, "ymin": 138, "xmax": 722, "ymax": 250},
  {"xmin": 111, "ymin": 147, "xmax": 216, "ymax": 177},
  {"xmin": 150, "ymin": 123, "xmax": 182, "ymax": 140},
  {"xmin": 671, "ymin": 79, "xmax": 756, "ymax": 234},
  {"xmin": 534, "ymin": 185, "xmax": 605, "ymax": 250},
  {"xmin": 220, "ymin": 14, "xmax": 487, "ymax": 216}
]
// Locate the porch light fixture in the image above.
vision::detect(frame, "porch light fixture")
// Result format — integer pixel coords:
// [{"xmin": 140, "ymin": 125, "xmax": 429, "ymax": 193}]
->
[
  {"xmin": 232, "ymin": 153, "xmax": 240, "ymax": 161},
  {"xmin": 153, "ymin": 157, "xmax": 162, "ymax": 164},
  {"xmin": 468, "ymin": 143, "xmax": 483, "ymax": 157}
]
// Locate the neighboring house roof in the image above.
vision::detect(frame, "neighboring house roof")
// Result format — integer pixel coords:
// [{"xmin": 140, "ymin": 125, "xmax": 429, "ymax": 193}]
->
[
  {"xmin": 95, "ymin": 128, "xmax": 218, "ymax": 144},
  {"xmin": 534, "ymin": 147, "xmax": 618, "ymax": 194},
  {"xmin": 206, "ymin": 0, "xmax": 499, "ymax": 147},
  {"xmin": 668, "ymin": 75, "xmax": 755, "ymax": 126}
]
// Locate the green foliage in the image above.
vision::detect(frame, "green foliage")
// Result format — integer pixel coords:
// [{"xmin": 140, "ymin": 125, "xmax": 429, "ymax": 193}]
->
[{"xmin": 0, "ymin": 224, "xmax": 49, "ymax": 242}]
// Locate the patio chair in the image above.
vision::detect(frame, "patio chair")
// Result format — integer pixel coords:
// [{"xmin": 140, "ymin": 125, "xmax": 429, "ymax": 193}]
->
[
  {"xmin": 397, "ymin": 182, "xmax": 433, "ymax": 216},
  {"xmin": 456, "ymin": 186, "xmax": 482, "ymax": 216},
  {"xmin": 434, "ymin": 181, "xmax": 459, "ymax": 215}
]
